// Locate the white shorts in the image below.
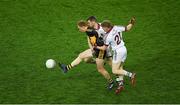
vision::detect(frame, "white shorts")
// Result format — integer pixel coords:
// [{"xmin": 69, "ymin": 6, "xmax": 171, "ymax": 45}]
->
[{"xmin": 112, "ymin": 46, "xmax": 127, "ymax": 63}]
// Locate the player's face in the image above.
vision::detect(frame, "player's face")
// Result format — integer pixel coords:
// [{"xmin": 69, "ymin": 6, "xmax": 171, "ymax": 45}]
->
[
  {"xmin": 78, "ymin": 25, "xmax": 87, "ymax": 32},
  {"xmin": 102, "ymin": 27, "xmax": 109, "ymax": 32},
  {"xmin": 87, "ymin": 20, "xmax": 95, "ymax": 27}
]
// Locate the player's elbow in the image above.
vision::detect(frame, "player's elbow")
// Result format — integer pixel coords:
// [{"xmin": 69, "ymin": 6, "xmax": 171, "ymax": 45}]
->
[
  {"xmin": 125, "ymin": 24, "xmax": 133, "ymax": 32},
  {"xmin": 125, "ymin": 26, "xmax": 131, "ymax": 32}
]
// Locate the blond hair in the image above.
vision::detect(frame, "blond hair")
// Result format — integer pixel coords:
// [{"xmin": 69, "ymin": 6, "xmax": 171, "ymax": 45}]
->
[{"xmin": 77, "ymin": 20, "xmax": 89, "ymax": 27}]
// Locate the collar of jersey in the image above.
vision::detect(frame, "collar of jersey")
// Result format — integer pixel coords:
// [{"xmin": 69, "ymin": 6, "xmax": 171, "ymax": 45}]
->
[{"xmin": 106, "ymin": 26, "xmax": 113, "ymax": 34}]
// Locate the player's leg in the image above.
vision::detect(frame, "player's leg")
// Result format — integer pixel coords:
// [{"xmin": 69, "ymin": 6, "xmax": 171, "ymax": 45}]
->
[
  {"xmin": 111, "ymin": 46, "xmax": 135, "ymax": 94},
  {"xmin": 112, "ymin": 51, "xmax": 133, "ymax": 77},
  {"xmin": 106, "ymin": 57, "xmax": 124, "ymax": 85},
  {"xmin": 96, "ymin": 58, "xmax": 114, "ymax": 89},
  {"xmin": 84, "ymin": 57, "xmax": 96, "ymax": 64},
  {"xmin": 71, "ymin": 49, "xmax": 93, "ymax": 66},
  {"xmin": 96, "ymin": 58, "xmax": 111, "ymax": 81},
  {"xmin": 112, "ymin": 46, "xmax": 136, "ymax": 86},
  {"xmin": 95, "ymin": 49, "xmax": 114, "ymax": 90},
  {"xmin": 106, "ymin": 48, "xmax": 124, "ymax": 86},
  {"xmin": 112, "ymin": 62, "xmax": 135, "ymax": 82},
  {"xmin": 116, "ymin": 62, "xmax": 124, "ymax": 84},
  {"xmin": 112, "ymin": 62, "xmax": 136, "ymax": 94},
  {"xmin": 59, "ymin": 49, "xmax": 93, "ymax": 73},
  {"xmin": 119, "ymin": 64, "xmax": 136, "ymax": 86},
  {"xmin": 106, "ymin": 57, "xmax": 112, "ymax": 67},
  {"xmin": 112, "ymin": 61, "xmax": 126, "ymax": 94}
]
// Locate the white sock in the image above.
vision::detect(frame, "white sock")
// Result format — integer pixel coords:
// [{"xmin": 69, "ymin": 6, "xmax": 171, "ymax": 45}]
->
[
  {"xmin": 116, "ymin": 76, "xmax": 123, "ymax": 82},
  {"xmin": 123, "ymin": 70, "xmax": 132, "ymax": 77},
  {"xmin": 116, "ymin": 76, "xmax": 124, "ymax": 86}
]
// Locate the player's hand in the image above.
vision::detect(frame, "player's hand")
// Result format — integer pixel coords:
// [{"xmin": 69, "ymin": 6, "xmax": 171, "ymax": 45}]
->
[
  {"xmin": 93, "ymin": 45, "xmax": 98, "ymax": 50},
  {"xmin": 129, "ymin": 17, "xmax": 136, "ymax": 25}
]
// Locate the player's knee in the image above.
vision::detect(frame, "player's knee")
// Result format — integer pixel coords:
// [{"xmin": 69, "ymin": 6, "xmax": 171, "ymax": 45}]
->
[
  {"xmin": 78, "ymin": 53, "xmax": 84, "ymax": 59},
  {"xmin": 112, "ymin": 71, "xmax": 118, "ymax": 75},
  {"xmin": 112, "ymin": 69, "xmax": 118, "ymax": 75}
]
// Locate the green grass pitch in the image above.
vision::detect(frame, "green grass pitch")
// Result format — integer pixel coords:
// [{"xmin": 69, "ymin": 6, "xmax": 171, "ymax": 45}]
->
[{"xmin": 0, "ymin": 0, "xmax": 179, "ymax": 104}]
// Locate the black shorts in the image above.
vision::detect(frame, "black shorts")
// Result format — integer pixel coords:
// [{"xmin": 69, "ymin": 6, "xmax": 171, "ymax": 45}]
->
[{"xmin": 94, "ymin": 49, "xmax": 106, "ymax": 59}]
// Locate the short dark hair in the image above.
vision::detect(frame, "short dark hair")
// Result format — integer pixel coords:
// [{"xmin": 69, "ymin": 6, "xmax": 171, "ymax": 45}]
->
[
  {"xmin": 77, "ymin": 20, "xmax": 89, "ymax": 27},
  {"xmin": 101, "ymin": 20, "xmax": 114, "ymax": 28},
  {"xmin": 86, "ymin": 16, "xmax": 97, "ymax": 22}
]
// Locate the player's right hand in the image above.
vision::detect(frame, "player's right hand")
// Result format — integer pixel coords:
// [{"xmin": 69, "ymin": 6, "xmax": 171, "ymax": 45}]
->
[{"xmin": 93, "ymin": 45, "xmax": 97, "ymax": 51}]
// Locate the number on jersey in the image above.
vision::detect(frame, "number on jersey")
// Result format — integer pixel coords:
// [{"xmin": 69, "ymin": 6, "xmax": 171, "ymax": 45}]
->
[{"xmin": 114, "ymin": 32, "xmax": 122, "ymax": 45}]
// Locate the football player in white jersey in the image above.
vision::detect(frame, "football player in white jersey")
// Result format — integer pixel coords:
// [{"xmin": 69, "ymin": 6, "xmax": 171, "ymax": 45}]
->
[
  {"xmin": 87, "ymin": 16, "xmax": 125, "ymax": 94},
  {"xmin": 95, "ymin": 17, "xmax": 136, "ymax": 94}
]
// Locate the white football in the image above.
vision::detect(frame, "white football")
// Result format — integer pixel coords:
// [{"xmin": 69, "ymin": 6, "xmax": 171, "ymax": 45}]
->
[{"xmin": 45, "ymin": 59, "xmax": 56, "ymax": 69}]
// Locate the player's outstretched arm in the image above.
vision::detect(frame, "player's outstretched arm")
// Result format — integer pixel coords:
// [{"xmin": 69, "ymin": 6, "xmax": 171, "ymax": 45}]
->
[{"xmin": 125, "ymin": 17, "xmax": 135, "ymax": 31}]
